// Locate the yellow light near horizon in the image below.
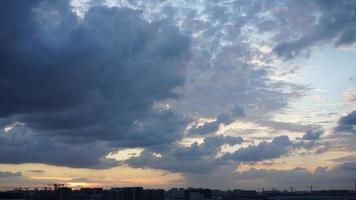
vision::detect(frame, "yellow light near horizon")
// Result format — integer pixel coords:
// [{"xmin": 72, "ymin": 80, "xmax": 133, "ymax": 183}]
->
[
  {"xmin": 67, "ymin": 182, "xmax": 94, "ymax": 188},
  {"xmin": 0, "ymin": 163, "xmax": 184, "ymax": 189}
]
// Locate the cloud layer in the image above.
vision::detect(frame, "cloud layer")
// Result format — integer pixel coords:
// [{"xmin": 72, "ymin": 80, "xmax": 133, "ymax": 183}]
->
[
  {"xmin": 335, "ymin": 111, "xmax": 356, "ymax": 134},
  {"xmin": 0, "ymin": 0, "xmax": 355, "ymax": 189},
  {"xmin": 0, "ymin": 0, "xmax": 190, "ymax": 168}
]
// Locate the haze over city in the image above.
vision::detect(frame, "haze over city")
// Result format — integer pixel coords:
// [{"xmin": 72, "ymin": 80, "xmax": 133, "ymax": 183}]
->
[{"xmin": 0, "ymin": 0, "xmax": 356, "ymax": 192}]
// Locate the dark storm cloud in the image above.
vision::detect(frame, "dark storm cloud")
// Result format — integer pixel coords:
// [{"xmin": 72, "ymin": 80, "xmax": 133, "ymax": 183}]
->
[
  {"xmin": 0, "ymin": 0, "xmax": 190, "ymax": 168},
  {"xmin": 274, "ymin": 0, "xmax": 356, "ymax": 59},
  {"xmin": 0, "ymin": 128, "xmax": 119, "ymax": 168},
  {"xmin": 0, "ymin": 0, "xmax": 353, "ymax": 177},
  {"xmin": 335, "ymin": 110, "xmax": 356, "ymax": 134},
  {"xmin": 223, "ymin": 136, "xmax": 293, "ymax": 162},
  {"xmin": 81, "ymin": 0, "xmax": 355, "ymax": 186}
]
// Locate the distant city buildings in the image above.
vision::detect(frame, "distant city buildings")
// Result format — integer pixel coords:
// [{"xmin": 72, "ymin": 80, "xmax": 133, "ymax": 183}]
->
[{"xmin": 0, "ymin": 186, "xmax": 356, "ymax": 200}]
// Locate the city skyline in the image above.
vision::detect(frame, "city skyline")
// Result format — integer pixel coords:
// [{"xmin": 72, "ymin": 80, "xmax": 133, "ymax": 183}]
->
[
  {"xmin": 0, "ymin": 0, "xmax": 356, "ymax": 191},
  {"xmin": 1, "ymin": 186, "xmax": 356, "ymax": 200}
]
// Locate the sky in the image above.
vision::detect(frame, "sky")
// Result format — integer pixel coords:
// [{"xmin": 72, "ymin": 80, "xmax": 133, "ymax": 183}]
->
[{"xmin": 0, "ymin": 0, "xmax": 356, "ymax": 191}]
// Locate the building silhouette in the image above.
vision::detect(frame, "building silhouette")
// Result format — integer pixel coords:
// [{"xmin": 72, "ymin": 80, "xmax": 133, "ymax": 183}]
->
[{"xmin": 1, "ymin": 186, "xmax": 356, "ymax": 200}]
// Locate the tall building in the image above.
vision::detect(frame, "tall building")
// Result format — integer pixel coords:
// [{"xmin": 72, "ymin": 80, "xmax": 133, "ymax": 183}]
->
[
  {"xmin": 77, "ymin": 188, "xmax": 103, "ymax": 200},
  {"xmin": 188, "ymin": 192, "xmax": 204, "ymax": 200},
  {"xmin": 106, "ymin": 188, "xmax": 124, "ymax": 200},
  {"xmin": 166, "ymin": 188, "xmax": 185, "ymax": 200},
  {"xmin": 56, "ymin": 187, "xmax": 72, "ymax": 200},
  {"xmin": 122, "ymin": 187, "xmax": 144, "ymax": 200},
  {"xmin": 143, "ymin": 189, "xmax": 165, "ymax": 200},
  {"xmin": 185, "ymin": 188, "xmax": 212, "ymax": 200}
]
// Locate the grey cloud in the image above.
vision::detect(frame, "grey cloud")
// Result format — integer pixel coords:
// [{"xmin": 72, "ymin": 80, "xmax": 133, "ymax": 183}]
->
[
  {"xmin": 301, "ymin": 129, "xmax": 324, "ymax": 140},
  {"xmin": 340, "ymin": 162, "xmax": 356, "ymax": 171},
  {"xmin": 335, "ymin": 110, "xmax": 356, "ymax": 134},
  {"xmin": 234, "ymin": 164, "xmax": 356, "ymax": 189},
  {"xmin": 0, "ymin": 0, "xmax": 350, "ymax": 179},
  {"xmin": 0, "ymin": 0, "xmax": 190, "ymax": 168},
  {"xmin": 71, "ymin": 178, "xmax": 90, "ymax": 182},
  {"xmin": 185, "ymin": 163, "xmax": 356, "ymax": 190},
  {"xmin": 135, "ymin": 0, "xmax": 308, "ymax": 120},
  {"xmin": 126, "ymin": 135, "xmax": 243, "ymax": 173},
  {"xmin": 127, "ymin": 134, "xmax": 327, "ymax": 174},
  {"xmin": 173, "ymin": 58, "xmax": 305, "ymax": 120},
  {"xmin": 222, "ymin": 136, "xmax": 244, "ymax": 146},
  {"xmin": 189, "ymin": 121, "xmax": 220, "ymax": 136},
  {"xmin": 126, "ymin": 150, "xmax": 224, "ymax": 174},
  {"xmin": 223, "ymin": 136, "xmax": 293, "ymax": 162},
  {"xmin": 293, "ymin": 136, "xmax": 331, "ymax": 155},
  {"xmin": 273, "ymin": 0, "xmax": 356, "ymax": 59},
  {"xmin": 28, "ymin": 170, "xmax": 45, "ymax": 174},
  {"xmin": 189, "ymin": 106, "xmax": 245, "ymax": 135},
  {"xmin": 105, "ymin": 1, "xmax": 310, "ymax": 152},
  {"xmin": 256, "ymin": 120, "xmax": 321, "ymax": 133},
  {"xmin": 329, "ymin": 155, "xmax": 356, "ymax": 164},
  {"xmin": 0, "ymin": 131, "xmax": 118, "ymax": 169},
  {"xmin": 87, "ymin": 0, "xmax": 356, "ymax": 186},
  {"xmin": 0, "ymin": 171, "xmax": 22, "ymax": 178}
]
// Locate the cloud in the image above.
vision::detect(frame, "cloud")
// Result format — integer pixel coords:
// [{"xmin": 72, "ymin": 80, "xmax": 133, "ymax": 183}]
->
[
  {"xmin": 28, "ymin": 170, "xmax": 45, "ymax": 174},
  {"xmin": 223, "ymin": 136, "xmax": 293, "ymax": 162},
  {"xmin": 301, "ymin": 129, "xmax": 324, "ymax": 140},
  {"xmin": 126, "ymin": 150, "xmax": 224, "ymax": 174},
  {"xmin": 185, "ymin": 163, "xmax": 356, "ymax": 190},
  {"xmin": 71, "ymin": 177, "xmax": 90, "ymax": 182},
  {"xmin": 329, "ymin": 155, "xmax": 356, "ymax": 164},
  {"xmin": 0, "ymin": 0, "xmax": 190, "ymax": 168},
  {"xmin": 335, "ymin": 110, "xmax": 356, "ymax": 134},
  {"xmin": 234, "ymin": 164, "xmax": 356, "ymax": 189},
  {"xmin": 189, "ymin": 106, "xmax": 245, "ymax": 135},
  {"xmin": 273, "ymin": 0, "xmax": 356, "ymax": 59},
  {"xmin": 115, "ymin": 128, "xmax": 328, "ymax": 175},
  {"xmin": 0, "ymin": 171, "xmax": 22, "ymax": 178},
  {"xmin": 0, "ymin": 1, "xmax": 353, "ymax": 187},
  {"xmin": 134, "ymin": 0, "xmax": 308, "ymax": 122},
  {"xmin": 0, "ymin": 131, "xmax": 119, "ymax": 168},
  {"xmin": 126, "ymin": 135, "xmax": 322, "ymax": 174},
  {"xmin": 340, "ymin": 162, "xmax": 356, "ymax": 171},
  {"xmin": 343, "ymin": 88, "xmax": 356, "ymax": 103},
  {"xmin": 126, "ymin": 135, "xmax": 243, "ymax": 173}
]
